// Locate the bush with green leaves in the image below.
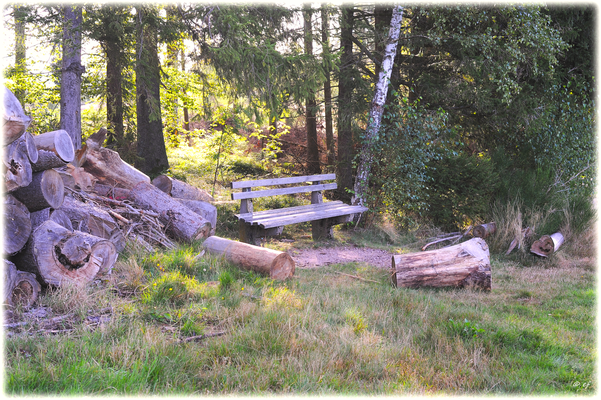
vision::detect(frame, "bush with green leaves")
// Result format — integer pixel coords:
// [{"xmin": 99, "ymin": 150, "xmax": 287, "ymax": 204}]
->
[{"xmin": 425, "ymin": 152, "xmax": 499, "ymax": 231}]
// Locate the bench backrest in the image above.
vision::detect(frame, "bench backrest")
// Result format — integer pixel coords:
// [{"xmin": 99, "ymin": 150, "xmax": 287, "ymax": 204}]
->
[{"xmin": 231, "ymin": 174, "xmax": 337, "ymax": 214}]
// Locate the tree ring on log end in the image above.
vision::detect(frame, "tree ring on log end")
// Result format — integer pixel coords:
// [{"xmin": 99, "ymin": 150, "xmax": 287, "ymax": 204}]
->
[{"xmin": 41, "ymin": 169, "xmax": 65, "ymax": 209}]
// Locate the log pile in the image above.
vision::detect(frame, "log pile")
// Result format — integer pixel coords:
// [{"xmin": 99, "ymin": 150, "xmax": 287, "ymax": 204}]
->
[{"xmin": 3, "ymin": 87, "xmax": 218, "ymax": 308}]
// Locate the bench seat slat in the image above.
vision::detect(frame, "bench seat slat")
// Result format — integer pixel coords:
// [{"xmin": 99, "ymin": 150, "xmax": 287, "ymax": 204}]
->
[
  {"xmin": 231, "ymin": 173, "xmax": 336, "ymax": 189},
  {"xmin": 235, "ymin": 200, "xmax": 346, "ymax": 223},
  {"xmin": 231, "ymin": 183, "xmax": 337, "ymax": 200},
  {"xmin": 239, "ymin": 203, "xmax": 368, "ymax": 229}
]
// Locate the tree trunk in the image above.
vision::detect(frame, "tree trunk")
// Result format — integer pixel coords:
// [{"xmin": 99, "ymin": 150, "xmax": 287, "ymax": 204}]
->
[
  {"xmin": 13, "ymin": 5, "xmax": 27, "ymax": 106},
  {"xmin": 352, "ymin": 6, "xmax": 403, "ymax": 207},
  {"xmin": 2, "ymin": 86, "xmax": 31, "ymax": 146},
  {"xmin": 374, "ymin": 5, "xmax": 393, "ymax": 79},
  {"xmin": 176, "ymin": 199, "xmax": 217, "ymax": 236},
  {"xmin": 181, "ymin": 50, "xmax": 190, "ymax": 133},
  {"xmin": 336, "ymin": 5, "xmax": 355, "ymax": 202},
  {"xmin": 80, "ymin": 141, "xmax": 150, "ymax": 189},
  {"xmin": 4, "ymin": 259, "xmax": 41, "ymax": 308},
  {"xmin": 321, "ymin": 5, "xmax": 335, "ymax": 166},
  {"xmin": 4, "ymin": 132, "xmax": 32, "ymax": 192},
  {"xmin": 11, "ymin": 169, "xmax": 65, "ymax": 211},
  {"xmin": 31, "ymin": 129, "xmax": 75, "ymax": 171},
  {"xmin": 152, "ymin": 174, "xmax": 214, "ymax": 202},
  {"xmin": 391, "ymin": 237, "xmax": 491, "ymax": 290},
  {"xmin": 530, "ymin": 232, "xmax": 565, "ymax": 257},
  {"xmin": 4, "ymin": 195, "xmax": 31, "ymax": 255},
  {"xmin": 60, "ymin": 5, "xmax": 84, "ymax": 150},
  {"xmin": 473, "ymin": 222, "xmax": 496, "ymax": 239},
  {"xmin": 202, "ymin": 236, "xmax": 295, "ymax": 280},
  {"xmin": 11, "ymin": 220, "xmax": 117, "ymax": 286},
  {"xmin": 127, "ymin": 181, "xmax": 212, "ymax": 243},
  {"xmin": 105, "ymin": 39, "xmax": 124, "ymax": 145},
  {"xmin": 304, "ymin": 4, "xmax": 321, "ymax": 174},
  {"xmin": 135, "ymin": 6, "xmax": 169, "ymax": 175}
]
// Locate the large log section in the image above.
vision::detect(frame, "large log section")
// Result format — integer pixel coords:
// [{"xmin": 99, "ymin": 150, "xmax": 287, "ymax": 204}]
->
[
  {"xmin": 4, "ymin": 259, "xmax": 41, "ymax": 308},
  {"xmin": 11, "ymin": 168, "xmax": 65, "ymax": 211},
  {"xmin": 4, "ymin": 133, "xmax": 32, "ymax": 192},
  {"xmin": 12, "ymin": 220, "xmax": 117, "ymax": 286},
  {"xmin": 31, "ymin": 129, "xmax": 75, "ymax": 171},
  {"xmin": 128, "ymin": 181, "xmax": 212, "ymax": 243},
  {"xmin": 530, "ymin": 232, "xmax": 564, "ymax": 257},
  {"xmin": 4, "ymin": 195, "xmax": 32, "ymax": 255},
  {"xmin": 391, "ymin": 238, "xmax": 491, "ymax": 290},
  {"xmin": 2, "ymin": 86, "xmax": 32, "ymax": 146},
  {"xmin": 152, "ymin": 174, "xmax": 214, "ymax": 202},
  {"xmin": 202, "ymin": 236, "xmax": 294, "ymax": 280}
]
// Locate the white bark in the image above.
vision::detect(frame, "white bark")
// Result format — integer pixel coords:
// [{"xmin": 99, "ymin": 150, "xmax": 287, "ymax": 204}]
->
[
  {"xmin": 60, "ymin": 5, "xmax": 84, "ymax": 150},
  {"xmin": 352, "ymin": 6, "xmax": 403, "ymax": 207}
]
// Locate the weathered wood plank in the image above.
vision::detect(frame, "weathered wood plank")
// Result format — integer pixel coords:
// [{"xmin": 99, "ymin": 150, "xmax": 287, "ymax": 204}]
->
[
  {"xmin": 237, "ymin": 201, "xmax": 344, "ymax": 221},
  {"xmin": 240, "ymin": 203, "xmax": 355, "ymax": 225},
  {"xmin": 250, "ymin": 205, "xmax": 367, "ymax": 229},
  {"xmin": 232, "ymin": 183, "xmax": 337, "ymax": 200},
  {"xmin": 231, "ymin": 173, "xmax": 336, "ymax": 189}
]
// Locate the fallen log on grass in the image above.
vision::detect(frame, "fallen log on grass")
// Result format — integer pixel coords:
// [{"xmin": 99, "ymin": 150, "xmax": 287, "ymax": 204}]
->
[
  {"xmin": 152, "ymin": 174, "xmax": 214, "ymax": 202},
  {"xmin": 530, "ymin": 232, "xmax": 564, "ymax": 257},
  {"xmin": 202, "ymin": 236, "xmax": 295, "ymax": 280},
  {"xmin": 473, "ymin": 222, "xmax": 496, "ymax": 239},
  {"xmin": 11, "ymin": 220, "xmax": 118, "ymax": 286},
  {"xmin": 392, "ymin": 237, "xmax": 491, "ymax": 290},
  {"xmin": 128, "ymin": 181, "xmax": 212, "ymax": 243},
  {"xmin": 3, "ymin": 259, "xmax": 41, "ymax": 308}
]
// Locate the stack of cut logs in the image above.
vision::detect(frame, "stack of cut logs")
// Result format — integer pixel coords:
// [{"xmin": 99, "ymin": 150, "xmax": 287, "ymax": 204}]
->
[{"xmin": 3, "ymin": 87, "xmax": 217, "ymax": 308}]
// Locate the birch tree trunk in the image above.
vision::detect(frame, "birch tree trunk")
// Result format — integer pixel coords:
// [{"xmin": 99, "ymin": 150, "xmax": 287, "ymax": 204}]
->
[
  {"xmin": 60, "ymin": 5, "xmax": 84, "ymax": 150},
  {"xmin": 352, "ymin": 6, "xmax": 403, "ymax": 207}
]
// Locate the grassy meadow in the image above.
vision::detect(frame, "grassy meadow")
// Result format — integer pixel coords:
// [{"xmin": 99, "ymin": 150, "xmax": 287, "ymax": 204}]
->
[{"xmin": 4, "ymin": 145, "xmax": 597, "ymax": 395}]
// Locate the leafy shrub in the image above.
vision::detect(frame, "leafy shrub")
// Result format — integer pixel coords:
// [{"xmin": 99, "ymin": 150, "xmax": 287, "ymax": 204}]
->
[{"xmin": 425, "ymin": 152, "xmax": 499, "ymax": 231}]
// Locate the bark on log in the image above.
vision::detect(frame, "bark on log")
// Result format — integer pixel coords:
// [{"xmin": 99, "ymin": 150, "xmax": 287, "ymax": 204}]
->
[
  {"xmin": 4, "ymin": 133, "xmax": 32, "ymax": 192},
  {"xmin": 11, "ymin": 169, "xmax": 64, "ymax": 211},
  {"xmin": 530, "ymin": 232, "xmax": 565, "ymax": 257},
  {"xmin": 2, "ymin": 86, "xmax": 32, "ymax": 146},
  {"xmin": 59, "ymin": 195, "xmax": 125, "ymax": 251},
  {"xmin": 202, "ymin": 236, "xmax": 295, "ymax": 280},
  {"xmin": 93, "ymin": 183, "xmax": 130, "ymax": 200},
  {"xmin": 128, "ymin": 182, "xmax": 211, "ymax": 243},
  {"xmin": 30, "ymin": 208, "xmax": 73, "ymax": 231},
  {"xmin": 473, "ymin": 222, "xmax": 496, "ymax": 239},
  {"xmin": 81, "ymin": 143, "xmax": 150, "ymax": 189},
  {"xmin": 11, "ymin": 220, "xmax": 118, "ymax": 286},
  {"xmin": 3, "ymin": 259, "xmax": 40, "ymax": 308},
  {"xmin": 31, "ymin": 129, "xmax": 75, "ymax": 172},
  {"xmin": 152, "ymin": 174, "xmax": 214, "ymax": 202},
  {"xmin": 21, "ymin": 131, "xmax": 39, "ymax": 164},
  {"xmin": 391, "ymin": 237, "xmax": 491, "ymax": 290},
  {"xmin": 4, "ymin": 195, "xmax": 31, "ymax": 255},
  {"xmin": 176, "ymin": 199, "xmax": 217, "ymax": 236}
]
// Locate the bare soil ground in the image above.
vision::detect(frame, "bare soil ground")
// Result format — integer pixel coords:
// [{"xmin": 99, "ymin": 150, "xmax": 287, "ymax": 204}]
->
[{"xmin": 288, "ymin": 246, "xmax": 392, "ymax": 269}]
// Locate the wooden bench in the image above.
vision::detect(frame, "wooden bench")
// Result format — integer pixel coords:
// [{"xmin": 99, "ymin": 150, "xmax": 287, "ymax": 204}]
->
[{"xmin": 231, "ymin": 173, "xmax": 368, "ymax": 244}]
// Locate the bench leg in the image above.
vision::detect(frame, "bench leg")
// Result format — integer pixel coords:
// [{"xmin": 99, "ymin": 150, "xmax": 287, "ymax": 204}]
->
[
  {"xmin": 239, "ymin": 221, "xmax": 261, "ymax": 246},
  {"xmin": 312, "ymin": 219, "xmax": 334, "ymax": 240}
]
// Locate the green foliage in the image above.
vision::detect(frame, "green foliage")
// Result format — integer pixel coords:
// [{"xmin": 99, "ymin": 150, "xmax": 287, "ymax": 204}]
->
[
  {"xmin": 426, "ymin": 152, "xmax": 499, "ymax": 231},
  {"xmin": 369, "ymin": 98, "xmax": 452, "ymax": 228},
  {"xmin": 142, "ymin": 271, "xmax": 218, "ymax": 306},
  {"xmin": 447, "ymin": 318, "xmax": 485, "ymax": 339},
  {"xmin": 344, "ymin": 307, "xmax": 368, "ymax": 335}
]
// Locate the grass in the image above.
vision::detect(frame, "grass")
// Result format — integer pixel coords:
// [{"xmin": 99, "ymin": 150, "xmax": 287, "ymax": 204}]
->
[
  {"xmin": 5, "ymin": 224, "xmax": 596, "ymax": 395},
  {"xmin": 4, "ymin": 143, "xmax": 596, "ymax": 395}
]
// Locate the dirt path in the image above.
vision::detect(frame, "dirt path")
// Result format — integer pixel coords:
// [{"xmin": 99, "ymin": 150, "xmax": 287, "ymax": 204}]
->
[{"xmin": 288, "ymin": 246, "xmax": 392, "ymax": 269}]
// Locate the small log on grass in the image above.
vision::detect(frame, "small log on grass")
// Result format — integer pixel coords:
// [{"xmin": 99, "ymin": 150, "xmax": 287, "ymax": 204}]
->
[
  {"xmin": 31, "ymin": 129, "xmax": 75, "ymax": 171},
  {"xmin": 530, "ymin": 232, "xmax": 564, "ymax": 257},
  {"xmin": 473, "ymin": 222, "xmax": 496, "ymax": 239},
  {"xmin": 392, "ymin": 237, "xmax": 491, "ymax": 290},
  {"xmin": 202, "ymin": 236, "xmax": 294, "ymax": 280},
  {"xmin": 4, "ymin": 134, "xmax": 32, "ymax": 192},
  {"xmin": 11, "ymin": 220, "xmax": 118, "ymax": 286},
  {"xmin": 2, "ymin": 86, "xmax": 32, "ymax": 146},
  {"xmin": 128, "ymin": 181, "xmax": 211, "ymax": 243},
  {"xmin": 3, "ymin": 259, "xmax": 41, "ymax": 308},
  {"xmin": 4, "ymin": 195, "xmax": 31, "ymax": 255},
  {"xmin": 152, "ymin": 174, "xmax": 214, "ymax": 202},
  {"xmin": 11, "ymin": 169, "xmax": 64, "ymax": 211}
]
